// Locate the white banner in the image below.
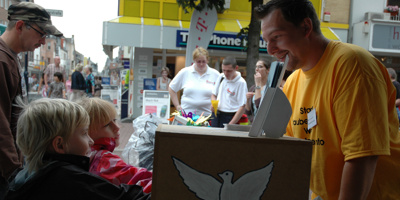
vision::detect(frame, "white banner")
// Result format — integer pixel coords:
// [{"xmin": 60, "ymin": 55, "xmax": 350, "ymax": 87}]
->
[{"xmin": 185, "ymin": 0, "xmax": 218, "ymax": 67}]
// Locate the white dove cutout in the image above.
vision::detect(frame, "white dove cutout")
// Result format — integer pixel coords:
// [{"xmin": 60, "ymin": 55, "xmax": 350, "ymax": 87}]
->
[{"xmin": 172, "ymin": 156, "xmax": 274, "ymax": 200}]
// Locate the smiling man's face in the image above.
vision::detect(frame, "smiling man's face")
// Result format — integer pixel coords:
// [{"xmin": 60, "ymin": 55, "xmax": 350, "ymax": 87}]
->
[{"xmin": 261, "ymin": 9, "xmax": 308, "ymax": 71}]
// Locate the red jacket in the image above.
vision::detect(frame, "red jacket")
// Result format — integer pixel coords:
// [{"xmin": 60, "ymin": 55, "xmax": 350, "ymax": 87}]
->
[{"xmin": 90, "ymin": 138, "xmax": 152, "ymax": 193}]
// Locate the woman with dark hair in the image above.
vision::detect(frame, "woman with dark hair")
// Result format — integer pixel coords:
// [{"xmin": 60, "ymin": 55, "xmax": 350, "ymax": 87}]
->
[{"xmin": 245, "ymin": 59, "xmax": 271, "ymax": 123}]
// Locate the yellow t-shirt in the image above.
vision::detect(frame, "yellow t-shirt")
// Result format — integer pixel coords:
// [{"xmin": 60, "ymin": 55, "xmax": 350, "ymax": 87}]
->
[{"xmin": 283, "ymin": 41, "xmax": 400, "ymax": 200}]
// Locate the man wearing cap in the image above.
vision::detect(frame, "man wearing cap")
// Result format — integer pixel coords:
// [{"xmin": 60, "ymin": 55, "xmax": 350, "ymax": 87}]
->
[{"xmin": 0, "ymin": 2, "xmax": 62, "ymax": 198}]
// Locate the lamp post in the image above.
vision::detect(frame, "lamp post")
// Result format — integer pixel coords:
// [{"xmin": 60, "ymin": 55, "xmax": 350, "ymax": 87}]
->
[{"xmin": 24, "ymin": 0, "xmax": 29, "ymax": 99}]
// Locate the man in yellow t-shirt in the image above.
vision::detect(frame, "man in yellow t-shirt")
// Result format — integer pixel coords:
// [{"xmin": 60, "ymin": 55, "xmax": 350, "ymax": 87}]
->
[{"xmin": 255, "ymin": 0, "xmax": 400, "ymax": 199}]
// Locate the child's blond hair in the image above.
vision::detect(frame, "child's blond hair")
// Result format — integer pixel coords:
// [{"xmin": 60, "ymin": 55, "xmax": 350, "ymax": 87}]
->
[
  {"xmin": 77, "ymin": 97, "xmax": 117, "ymax": 136},
  {"xmin": 16, "ymin": 98, "xmax": 89, "ymax": 174}
]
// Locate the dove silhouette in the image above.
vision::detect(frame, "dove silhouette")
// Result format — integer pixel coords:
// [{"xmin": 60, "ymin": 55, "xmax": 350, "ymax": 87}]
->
[{"xmin": 172, "ymin": 156, "xmax": 274, "ymax": 200}]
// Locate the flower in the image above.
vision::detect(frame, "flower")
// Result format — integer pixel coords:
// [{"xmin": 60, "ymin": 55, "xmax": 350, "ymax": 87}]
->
[{"xmin": 386, "ymin": 5, "xmax": 399, "ymax": 12}]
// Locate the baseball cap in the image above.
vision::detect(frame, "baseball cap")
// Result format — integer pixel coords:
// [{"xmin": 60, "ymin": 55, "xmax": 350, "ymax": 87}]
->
[{"xmin": 7, "ymin": 2, "xmax": 63, "ymax": 37}]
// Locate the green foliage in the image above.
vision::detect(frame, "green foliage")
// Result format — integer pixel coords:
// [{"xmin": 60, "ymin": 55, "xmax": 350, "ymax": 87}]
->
[
  {"xmin": 176, "ymin": 0, "xmax": 226, "ymax": 13},
  {"xmin": 237, "ymin": 26, "xmax": 249, "ymax": 51}
]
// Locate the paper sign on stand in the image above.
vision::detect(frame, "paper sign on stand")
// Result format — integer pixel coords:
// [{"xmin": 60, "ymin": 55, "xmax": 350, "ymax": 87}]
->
[{"xmin": 142, "ymin": 90, "xmax": 170, "ymax": 124}]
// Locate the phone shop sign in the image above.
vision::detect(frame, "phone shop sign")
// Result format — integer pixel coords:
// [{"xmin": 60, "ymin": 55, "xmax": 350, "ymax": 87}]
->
[{"xmin": 176, "ymin": 30, "xmax": 267, "ymax": 52}]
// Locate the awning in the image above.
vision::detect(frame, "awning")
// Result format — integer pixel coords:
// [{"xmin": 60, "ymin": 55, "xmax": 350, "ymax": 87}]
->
[
  {"xmin": 321, "ymin": 27, "xmax": 340, "ymax": 41},
  {"xmin": 103, "ymin": 16, "xmax": 340, "ymax": 57}
]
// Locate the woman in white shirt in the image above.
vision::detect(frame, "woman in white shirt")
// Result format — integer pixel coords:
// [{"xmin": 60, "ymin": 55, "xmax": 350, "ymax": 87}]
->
[
  {"xmin": 169, "ymin": 47, "xmax": 220, "ymax": 116},
  {"xmin": 156, "ymin": 67, "xmax": 171, "ymax": 91}
]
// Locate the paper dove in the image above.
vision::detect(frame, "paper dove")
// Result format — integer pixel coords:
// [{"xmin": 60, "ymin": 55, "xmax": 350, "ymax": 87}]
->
[{"xmin": 172, "ymin": 156, "xmax": 274, "ymax": 200}]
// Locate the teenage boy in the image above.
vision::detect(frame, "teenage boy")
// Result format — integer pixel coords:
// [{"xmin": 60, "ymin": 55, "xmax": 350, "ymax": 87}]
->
[
  {"xmin": 6, "ymin": 98, "xmax": 150, "ymax": 200},
  {"xmin": 211, "ymin": 56, "xmax": 248, "ymax": 127}
]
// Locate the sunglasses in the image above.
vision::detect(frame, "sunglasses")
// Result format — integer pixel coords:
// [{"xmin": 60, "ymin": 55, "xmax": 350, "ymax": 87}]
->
[{"xmin": 26, "ymin": 23, "xmax": 47, "ymax": 38}]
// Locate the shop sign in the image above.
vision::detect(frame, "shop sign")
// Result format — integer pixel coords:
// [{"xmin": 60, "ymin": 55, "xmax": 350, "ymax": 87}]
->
[
  {"xmin": 372, "ymin": 24, "xmax": 400, "ymax": 50},
  {"xmin": 102, "ymin": 77, "xmax": 110, "ymax": 85},
  {"xmin": 176, "ymin": 30, "xmax": 267, "ymax": 53},
  {"xmin": 123, "ymin": 59, "xmax": 130, "ymax": 69},
  {"xmin": 184, "ymin": 1, "xmax": 218, "ymax": 67}
]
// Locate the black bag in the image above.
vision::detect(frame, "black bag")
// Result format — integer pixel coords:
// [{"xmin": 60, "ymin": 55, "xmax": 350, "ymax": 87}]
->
[{"xmin": 95, "ymin": 83, "xmax": 103, "ymax": 91}]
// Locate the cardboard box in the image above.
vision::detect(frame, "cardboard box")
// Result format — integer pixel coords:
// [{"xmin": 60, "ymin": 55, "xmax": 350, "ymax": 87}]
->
[{"xmin": 152, "ymin": 125, "xmax": 312, "ymax": 199}]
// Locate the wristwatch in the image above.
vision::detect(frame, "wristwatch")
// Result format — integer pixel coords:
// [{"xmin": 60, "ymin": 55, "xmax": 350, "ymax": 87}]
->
[{"xmin": 255, "ymin": 85, "xmax": 261, "ymax": 89}]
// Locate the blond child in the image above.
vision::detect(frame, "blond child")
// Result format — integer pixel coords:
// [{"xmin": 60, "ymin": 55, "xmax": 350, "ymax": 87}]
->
[
  {"xmin": 78, "ymin": 98, "xmax": 152, "ymax": 193},
  {"xmin": 6, "ymin": 98, "xmax": 150, "ymax": 200}
]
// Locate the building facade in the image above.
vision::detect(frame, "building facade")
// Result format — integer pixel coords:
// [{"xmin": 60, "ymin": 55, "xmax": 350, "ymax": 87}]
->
[{"xmin": 102, "ymin": 0, "xmax": 345, "ymax": 119}]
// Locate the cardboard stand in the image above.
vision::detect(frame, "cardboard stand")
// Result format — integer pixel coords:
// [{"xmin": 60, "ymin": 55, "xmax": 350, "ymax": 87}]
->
[
  {"xmin": 152, "ymin": 125, "xmax": 312, "ymax": 199},
  {"xmin": 152, "ymin": 55, "xmax": 312, "ymax": 199}
]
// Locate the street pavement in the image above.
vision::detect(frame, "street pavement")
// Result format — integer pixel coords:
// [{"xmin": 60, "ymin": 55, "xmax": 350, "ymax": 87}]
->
[{"xmin": 115, "ymin": 119, "xmax": 134, "ymax": 158}]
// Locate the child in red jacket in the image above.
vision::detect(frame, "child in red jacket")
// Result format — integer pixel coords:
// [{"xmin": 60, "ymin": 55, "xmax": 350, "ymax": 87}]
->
[{"xmin": 78, "ymin": 98, "xmax": 152, "ymax": 193}]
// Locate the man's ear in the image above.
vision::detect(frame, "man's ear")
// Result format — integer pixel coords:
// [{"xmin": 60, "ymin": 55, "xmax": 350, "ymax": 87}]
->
[
  {"xmin": 15, "ymin": 20, "xmax": 25, "ymax": 33},
  {"xmin": 235, "ymin": 65, "xmax": 239, "ymax": 71},
  {"xmin": 52, "ymin": 136, "xmax": 67, "ymax": 154},
  {"xmin": 302, "ymin": 18, "xmax": 313, "ymax": 37}
]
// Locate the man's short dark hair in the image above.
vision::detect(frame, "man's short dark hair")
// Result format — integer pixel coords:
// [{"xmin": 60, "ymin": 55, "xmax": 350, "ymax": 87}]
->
[
  {"xmin": 222, "ymin": 56, "xmax": 237, "ymax": 68},
  {"xmin": 53, "ymin": 72, "xmax": 63, "ymax": 81},
  {"xmin": 254, "ymin": 0, "xmax": 321, "ymax": 34}
]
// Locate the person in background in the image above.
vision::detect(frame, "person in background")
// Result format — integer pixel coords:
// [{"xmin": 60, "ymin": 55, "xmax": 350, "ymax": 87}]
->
[
  {"xmin": 70, "ymin": 63, "xmax": 86, "ymax": 102},
  {"xmin": 37, "ymin": 73, "xmax": 47, "ymax": 97},
  {"xmin": 6, "ymin": 98, "xmax": 150, "ymax": 200},
  {"xmin": 156, "ymin": 67, "xmax": 171, "ymax": 91},
  {"xmin": 245, "ymin": 59, "xmax": 271, "ymax": 123},
  {"xmin": 44, "ymin": 56, "xmax": 66, "ymax": 89},
  {"xmin": 111, "ymin": 70, "xmax": 120, "ymax": 86},
  {"xmin": 48, "ymin": 72, "xmax": 66, "ymax": 99},
  {"xmin": 28, "ymin": 74, "xmax": 37, "ymax": 91},
  {"xmin": 387, "ymin": 68, "xmax": 400, "ymax": 123},
  {"xmin": 169, "ymin": 47, "xmax": 220, "ymax": 116},
  {"xmin": 0, "ymin": 2, "xmax": 62, "ymax": 198},
  {"xmin": 211, "ymin": 56, "xmax": 248, "ymax": 127},
  {"xmin": 255, "ymin": 0, "xmax": 400, "ymax": 199},
  {"xmin": 65, "ymin": 74, "xmax": 72, "ymax": 98},
  {"xmin": 84, "ymin": 66, "xmax": 95, "ymax": 98},
  {"xmin": 387, "ymin": 68, "xmax": 400, "ymax": 107},
  {"xmin": 78, "ymin": 98, "xmax": 152, "ymax": 193},
  {"xmin": 94, "ymin": 76, "xmax": 103, "ymax": 98}
]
